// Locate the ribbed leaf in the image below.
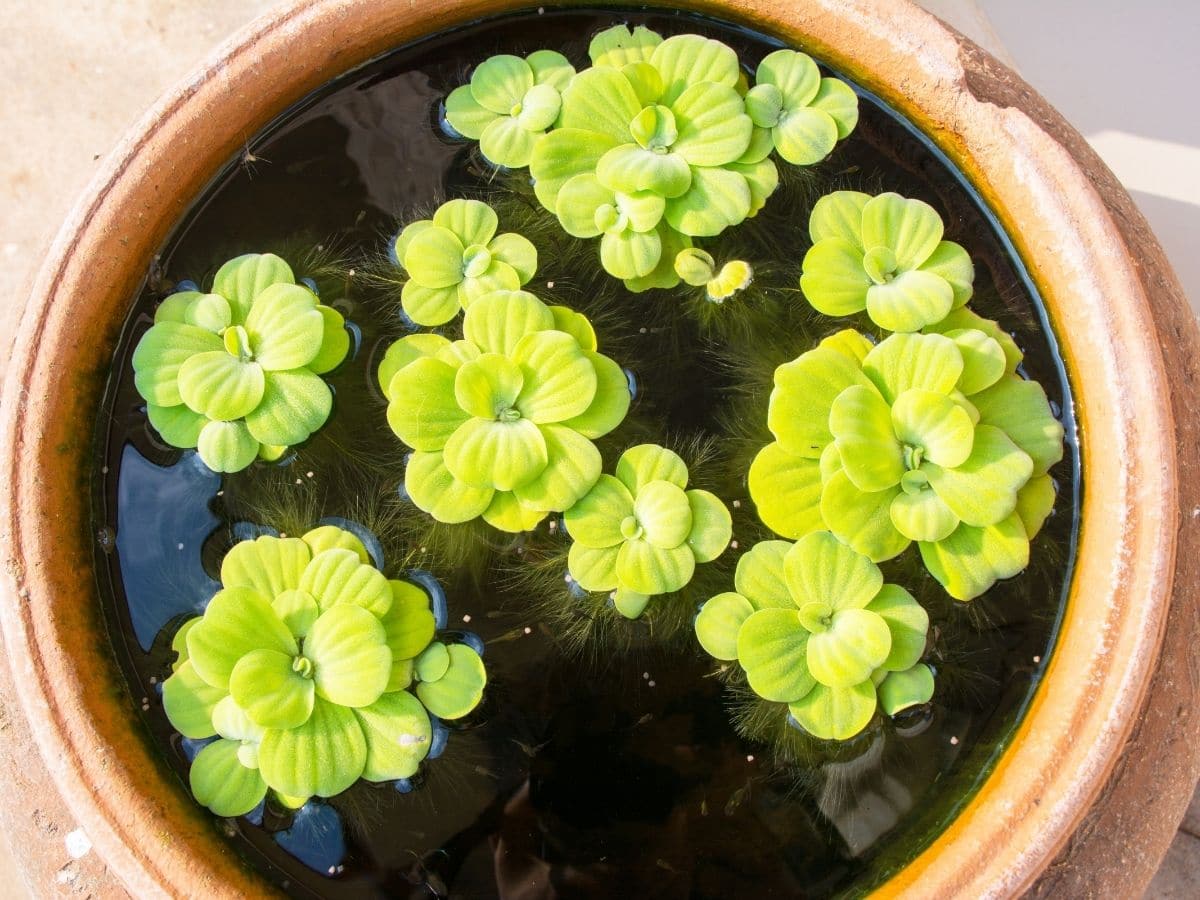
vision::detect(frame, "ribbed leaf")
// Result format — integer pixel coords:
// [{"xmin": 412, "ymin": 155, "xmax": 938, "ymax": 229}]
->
[
  {"xmin": 190, "ymin": 739, "xmax": 268, "ymax": 817},
  {"xmin": 784, "ymin": 530, "xmax": 883, "ymax": 612},
  {"xmin": 404, "ymin": 451, "xmax": 494, "ymax": 524},
  {"xmin": 356, "ymin": 691, "xmax": 432, "ymax": 781},
  {"xmin": 306, "ymin": 605, "xmax": 391, "ymax": 709},
  {"xmin": 695, "ymin": 592, "xmax": 754, "ymax": 660},
  {"xmin": 788, "ymin": 681, "xmax": 876, "ymax": 740},
  {"xmin": 299, "ymin": 548, "xmax": 392, "ymax": 617},
  {"xmin": 220, "ymin": 535, "xmax": 311, "ymax": 600},
  {"xmin": 748, "ymin": 442, "xmax": 824, "ymax": 540},
  {"xmin": 162, "ymin": 659, "xmax": 224, "ymax": 739},
  {"xmin": 258, "ymin": 698, "xmax": 366, "ymax": 798},
  {"xmin": 229, "ymin": 648, "xmax": 315, "ymax": 730},
  {"xmin": 737, "ymin": 609, "xmax": 815, "ymax": 702}
]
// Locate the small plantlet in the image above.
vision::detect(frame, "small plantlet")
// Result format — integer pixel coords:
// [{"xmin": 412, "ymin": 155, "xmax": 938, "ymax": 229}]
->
[
  {"xmin": 161, "ymin": 526, "xmax": 485, "ymax": 816},
  {"xmin": 132, "ymin": 253, "xmax": 350, "ymax": 473},
  {"xmin": 748, "ymin": 327, "xmax": 1064, "ymax": 599},
  {"xmin": 800, "ymin": 191, "xmax": 975, "ymax": 332},
  {"xmin": 694, "ymin": 531, "xmax": 934, "ymax": 740},
  {"xmin": 673, "ymin": 248, "xmax": 753, "ymax": 302},
  {"xmin": 563, "ymin": 444, "xmax": 732, "ymax": 618},
  {"xmin": 379, "ymin": 290, "xmax": 631, "ymax": 532},
  {"xmin": 392, "ymin": 198, "xmax": 538, "ymax": 326}
]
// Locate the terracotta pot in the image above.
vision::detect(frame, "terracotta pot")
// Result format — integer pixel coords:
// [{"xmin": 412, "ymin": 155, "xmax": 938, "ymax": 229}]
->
[{"xmin": 2, "ymin": 0, "xmax": 1197, "ymax": 896}]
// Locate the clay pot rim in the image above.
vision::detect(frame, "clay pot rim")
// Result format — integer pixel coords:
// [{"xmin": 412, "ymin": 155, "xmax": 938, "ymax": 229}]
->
[{"xmin": 0, "ymin": 1, "xmax": 1187, "ymax": 897}]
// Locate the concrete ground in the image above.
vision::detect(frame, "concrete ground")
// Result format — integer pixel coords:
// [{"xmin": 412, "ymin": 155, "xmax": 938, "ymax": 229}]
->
[{"xmin": 0, "ymin": 0, "xmax": 1195, "ymax": 896}]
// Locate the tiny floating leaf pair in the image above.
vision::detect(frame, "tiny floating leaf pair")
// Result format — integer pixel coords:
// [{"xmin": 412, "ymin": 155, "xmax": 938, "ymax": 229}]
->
[
  {"xmin": 674, "ymin": 248, "xmax": 753, "ymax": 302},
  {"xmin": 749, "ymin": 322, "xmax": 1064, "ymax": 600},
  {"xmin": 132, "ymin": 253, "xmax": 350, "ymax": 473},
  {"xmin": 379, "ymin": 290, "xmax": 631, "ymax": 532},
  {"xmin": 695, "ymin": 531, "xmax": 934, "ymax": 740},
  {"xmin": 564, "ymin": 444, "xmax": 732, "ymax": 618},
  {"xmin": 162, "ymin": 526, "xmax": 485, "ymax": 817}
]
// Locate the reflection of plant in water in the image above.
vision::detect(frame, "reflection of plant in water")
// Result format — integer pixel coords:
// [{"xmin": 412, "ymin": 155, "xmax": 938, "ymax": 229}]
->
[
  {"xmin": 695, "ymin": 532, "xmax": 933, "ymax": 740},
  {"xmin": 564, "ymin": 443, "xmax": 731, "ymax": 618},
  {"xmin": 162, "ymin": 525, "xmax": 485, "ymax": 816},
  {"xmin": 379, "ymin": 289, "xmax": 631, "ymax": 533},
  {"xmin": 132, "ymin": 253, "xmax": 350, "ymax": 472}
]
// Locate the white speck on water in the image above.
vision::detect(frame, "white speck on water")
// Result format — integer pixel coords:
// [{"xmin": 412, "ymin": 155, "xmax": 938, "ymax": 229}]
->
[
  {"xmin": 176, "ymin": 542, "xmax": 184, "ymax": 551},
  {"xmin": 732, "ymin": 500, "xmax": 741, "ymax": 508},
  {"xmin": 463, "ymin": 614, "xmax": 472, "ymax": 623},
  {"xmin": 746, "ymin": 755, "xmax": 755, "ymax": 763},
  {"xmin": 1033, "ymin": 655, "xmax": 1042, "ymax": 663},
  {"xmin": 950, "ymin": 736, "xmax": 959, "ymax": 745},
  {"xmin": 538, "ymin": 6, "xmax": 545, "ymax": 13},
  {"xmin": 306, "ymin": 471, "xmax": 315, "ymax": 478},
  {"xmin": 648, "ymin": 680, "xmax": 656, "ymax": 688},
  {"xmin": 295, "ymin": 478, "xmax": 303, "ymax": 484},
  {"xmin": 100, "ymin": 465, "xmax": 108, "ymax": 475},
  {"xmin": 546, "ymin": 280, "xmax": 554, "ymax": 288},
  {"xmin": 216, "ymin": 490, "xmax": 224, "ymax": 497},
  {"xmin": 643, "ymin": 672, "xmax": 649, "ymax": 680},
  {"xmin": 523, "ymin": 627, "xmax": 532, "ymax": 635},
  {"xmin": 149, "ymin": 676, "xmax": 157, "ymax": 685},
  {"xmin": 65, "ymin": 828, "xmax": 91, "ymax": 859},
  {"xmin": 420, "ymin": 546, "xmax": 427, "ymax": 553},
  {"xmin": 730, "ymin": 540, "xmax": 739, "ymax": 550},
  {"xmin": 639, "ymin": 327, "xmax": 647, "ymax": 334},
  {"xmin": 348, "ymin": 269, "xmax": 356, "ymax": 278}
]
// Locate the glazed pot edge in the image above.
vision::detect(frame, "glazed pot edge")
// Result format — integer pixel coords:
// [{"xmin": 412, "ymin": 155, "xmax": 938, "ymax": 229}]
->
[{"xmin": 0, "ymin": 1, "xmax": 1196, "ymax": 897}]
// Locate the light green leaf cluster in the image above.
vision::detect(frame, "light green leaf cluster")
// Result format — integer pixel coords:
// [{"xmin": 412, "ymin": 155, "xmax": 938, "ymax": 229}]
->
[
  {"xmin": 563, "ymin": 444, "xmax": 732, "ymax": 618},
  {"xmin": 442, "ymin": 26, "xmax": 857, "ymax": 290},
  {"xmin": 379, "ymin": 290, "xmax": 631, "ymax": 532},
  {"xmin": 673, "ymin": 248, "xmax": 753, "ymax": 302},
  {"xmin": 800, "ymin": 191, "xmax": 976, "ymax": 332},
  {"xmin": 161, "ymin": 526, "xmax": 485, "ymax": 817},
  {"xmin": 393, "ymin": 199, "xmax": 538, "ymax": 327},
  {"xmin": 748, "ymin": 326, "xmax": 1064, "ymax": 600},
  {"xmin": 694, "ymin": 531, "xmax": 934, "ymax": 740},
  {"xmin": 131, "ymin": 253, "xmax": 349, "ymax": 473}
]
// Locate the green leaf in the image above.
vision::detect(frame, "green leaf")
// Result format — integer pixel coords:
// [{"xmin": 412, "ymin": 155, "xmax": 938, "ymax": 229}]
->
[
  {"xmin": 919, "ymin": 241, "xmax": 975, "ymax": 308},
  {"xmin": 212, "ymin": 253, "xmax": 296, "ymax": 324},
  {"xmin": 244, "ymin": 369, "xmax": 332, "ymax": 447},
  {"xmin": 404, "ymin": 451, "xmax": 494, "ymax": 524},
  {"xmin": 299, "ymin": 548, "xmax": 392, "ymax": 617},
  {"xmin": 811, "ymin": 77, "xmax": 859, "ymax": 139},
  {"xmin": 301, "ymin": 526, "xmax": 368, "ymax": 564},
  {"xmin": 187, "ymin": 587, "xmax": 297, "ymax": 690},
  {"xmin": 945, "ymin": 328, "xmax": 1005, "ymax": 395},
  {"xmin": 559, "ymin": 67, "xmax": 639, "ymax": 142},
  {"xmin": 229, "ymin": 648, "xmax": 315, "ymax": 730},
  {"xmin": 820, "ymin": 470, "xmax": 910, "ymax": 562},
  {"xmin": 171, "ymin": 617, "xmax": 199, "ymax": 670},
  {"xmin": 768, "ymin": 344, "xmax": 873, "ymax": 457},
  {"xmin": 162, "ymin": 660, "xmax": 224, "ymax": 739},
  {"xmin": 671, "ymin": 82, "xmax": 752, "ymax": 166},
  {"xmin": 806, "ymin": 608, "xmax": 892, "ymax": 688},
  {"xmin": 190, "ymin": 739, "xmax": 268, "ymax": 817},
  {"xmin": 510, "ymin": 331, "xmax": 596, "ymax": 423},
  {"xmin": 562, "ymin": 351, "xmax": 631, "ymax": 439},
  {"xmin": 462, "ymin": 289, "xmax": 554, "ymax": 356},
  {"xmin": 381, "ymin": 580, "xmax": 436, "ymax": 674},
  {"xmin": 727, "ymin": 159, "xmax": 779, "ymax": 217},
  {"xmin": 530, "ymin": 128, "xmax": 618, "ymax": 213},
  {"xmin": 600, "ymin": 229, "xmax": 663, "ymax": 280},
  {"xmin": 737, "ymin": 609, "xmax": 815, "ymax": 702},
  {"xmin": 733, "ymin": 540, "xmax": 795, "ymax": 609},
  {"xmin": 414, "ymin": 642, "xmax": 450, "ymax": 682},
  {"xmin": 258, "ymin": 698, "xmax": 367, "ymax": 798},
  {"xmin": 695, "ymin": 592, "xmax": 754, "ymax": 660},
  {"xmin": 925, "ymin": 425, "xmax": 1033, "ymax": 527},
  {"xmin": 616, "ymin": 539, "xmax": 695, "ymax": 595},
  {"xmin": 386, "ymin": 357, "xmax": 469, "ymax": 452},
  {"xmin": 748, "ymin": 442, "xmax": 825, "ymax": 539},
  {"xmin": 403, "ymin": 226, "xmax": 466, "ymax": 289},
  {"xmin": 830, "ymin": 385, "xmax": 905, "ymax": 492},
  {"xmin": 568, "ymin": 542, "xmax": 621, "ymax": 591},
  {"xmin": 516, "ymin": 82, "xmax": 562, "ymax": 132},
  {"xmin": 527, "ymin": 49, "xmax": 575, "ymax": 90},
  {"xmin": 613, "ymin": 587, "xmax": 652, "ymax": 619},
  {"xmin": 784, "ymin": 530, "xmax": 884, "ymax": 612},
  {"xmin": 891, "ymin": 389, "xmax": 975, "ymax": 468},
  {"xmin": 564, "ymin": 474, "xmax": 634, "ymax": 548},
  {"xmin": 623, "ymin": 224, "xmax": 691, "ymax": 292},
  {"xmin": 596, "ymin": 144, "xmax": 691, "ymax": 198},
  {"xmin": 185, "ymin": 293, "xmax": 233, "ymax": 333},
  {"xmin": 444, "ymin": 83, "xmax": 497, "ymax": 140},
  {"xmin": 889, "ymin": 484, "xmax": 959, "ymax": 542},
  {"xmin": 773, "ymin": 107, "xmax": 838, "ymax": 165},
  {"xmin": 212, "ymin": 695, "xmax": 265, "ymax": 743},
  {"xmin": 756, "ymin": 48, "xmax": 821, "ymax": 110},
  {"xmin": 737, "ymin": 125, "xmax": 775, "ymax": 164},
  {"xmin": 664, "ymin": 166, "xmax": 751, "ymax": 237},
  {"xmin": 401, "ymin": 281, "xmax": 461, "ymax": 328},
  {"xmin": 865, "ymin": 584, "xmax": 929, "ymax": 671},
  {"xmin": 621, "ymin": 61, "xmax": 664, "ymax": 106},
  {"xmin": 674, "ymin": 247, "xmax": 716, "ymax": 286},
  {"xmin": 197, "ymin": 419, "xmax": 260, "ymax": 473},
  {"xmin": 378, "ymin": 334, "xmax": 451, "ymax": 394},
  {"xmin": 155, "ymin": 291, "xmax": 199, "ymax": 324},
  {"xmin": 393, "ymin": 220, "xmax": 434, "ymax": 271},
  {"xmin": 744, "ymin": 83, "xmax": 783, "ymax": 129},
  {"xmin": 633, "ymin": 481, "xmax": 693, "ymax": 549},
  {"xmin": 788, "ymin": 681, "xmax": 876, "ymax": 740},
  {"xmin": 470, "ymin": 54, "xmax": 535, "ymax": 115},
  {"xmin": 305, "ymin": 605, "xmax": 391, "ymax": 708},
  {"xmin": 971, "ymin": 375, "xmax": 1065, "ymax": 476},
  {"xmin": 629, "ymin": 103, "xmax": 678, "ymax": 151},
  {"xmin": 272, "ymin": 589, "xmax": 320, "ymax": 639},
  {"xmin": 482, "ymin": 491, "xmax": 546, "ymax": 533},
  {"xmin": 549, "ymin": 305, "xmax": 598, "ymax": 351},
  {"xmin": 444, "ymin": 417, "xmax": 548, "ymax": 491},
  {"xmin": 454, "ymin": 353, "xmax": 524, "ymax": 420},
  {"xmin": 146, "ymin": 403, "xmax": 207, "ymax": 449},
  {"xmin": 1016, "ymin": 473, "xmax": 1056, "ymax": 540},
  {"xmin": 177, "ymin": 351, "xmax": 264, "ymax": 421},
  {"xmin": 615, "ymin": 443, "xmax": 688, "ymax": 493},
  {"xmin": 487, "ymin": 232, "xmax": 537, "ymax": 283},
  {"xmin": 309, "ymin": 305, "xmax": 350, "ymax": 375},
  {"xmin": 919, "ymin": 513, "xmax": 1030, "ymax": 601},
  {"xmin": 588, "ymin": 24, "xmax": 662, "ymax": 68},
  {"xmin": 865, "ymin": 269, "xmax": 955, "ymax": 333},
  {"xmin": 650, "ymin": 34, "xmax": 740, "ymax": 106},
  {"xmin": 863, "ymin": 332, "xmax": 963, "ymax": 404},
  {"xmin": 245, "ymin": 283, "xmax": 324, "ymax": 371},
  {"xmin": 925, "ymin": 307, "xmax": 1022, "ymax": 373},
  {"xmin": 512, "ymin": 423, "xmax": 602, "ymax": 512},
  {"xmin": 809, "ymin": 190, "xmax": 870, "ymax": 247},
  {"xmin": 220, "ymin": 535, "xmax": 311, "ymax": 600},
  {"xmin": 877, "ymin": 664, "xmax": 935, "ymax": 716},
  {"xmin": 356, "ymin": 691, "xmax": 432, "ymax": 781},
  {"xmin": 132, "ymin": 322, "xmax": 224, "ymax": 407},
  {"xmin": 861, "ymin": 193, "xmax": 944, "ymax": 270},
  {"xmin": 480, "ymin": 116, "xmax": 539, "ymax": 168},
  {"xmin": 799, "ymin": 238, "xmax": 871, "ymax": 317},
  {"xmin": 416, "ymin": 645, "xmax": 487, "ymax": 720},
  {"xmin": 686, "ymin": 489, "xmax": 732, "ymax": 563}
]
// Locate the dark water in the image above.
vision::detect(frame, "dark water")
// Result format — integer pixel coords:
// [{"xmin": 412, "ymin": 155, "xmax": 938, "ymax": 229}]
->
[{"xmin": 89, "ymin": 7, "xmax": 1080, "ymax": 898}]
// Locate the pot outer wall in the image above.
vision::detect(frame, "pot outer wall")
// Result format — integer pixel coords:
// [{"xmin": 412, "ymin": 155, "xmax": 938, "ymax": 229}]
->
[{"xmin": 0, "ymin": 1, "xmax": 1197, "ymax": 898}]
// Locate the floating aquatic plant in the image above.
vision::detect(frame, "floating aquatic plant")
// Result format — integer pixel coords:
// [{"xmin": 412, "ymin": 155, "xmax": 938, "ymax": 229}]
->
[
  {"xmin": 132, "ymin": 253, "xmax": 350, "ymax": 473},
  {"xmin": 380, "ymin": 290, "xmax": 631, "ymax": 533},
  {"xmin": 444, "ymin": 51, "xmax": 576, "ymax": 168},
  {"xmin": 162, "ymin": 526, "xmax": 485, "ymax": 816},
  {"xmin": 749, "ymin": 327, "xmax": 1064, "ymax": 600},
  {"xmin": 673, "ymin": 248, "xmax": 753, "ymax": 302},
  {"xmin": 695, "ymin": 531, "xmax": 934, "ymax": 740},
  {"xmin": 392, "ymin": 199, "xmax": 538, "ymax": 327},
  {"xmin": 800, "ymin": 191, "xmax": 975, "ymax": 332},
  {"xmin": 563, "ymin": 443, "xmax": 732, "ymax": 618}
]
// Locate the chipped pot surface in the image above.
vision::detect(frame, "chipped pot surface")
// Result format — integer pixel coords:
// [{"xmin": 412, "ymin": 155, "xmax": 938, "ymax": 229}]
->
[{"xmin": 0, "ymin": 2, "xmax": 1197, "ymax": 900}]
